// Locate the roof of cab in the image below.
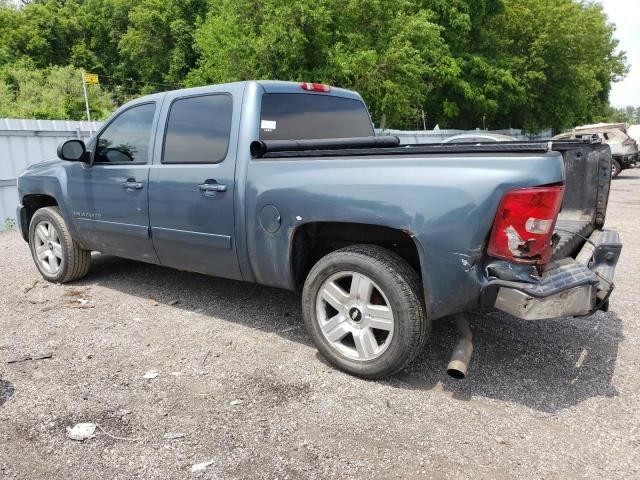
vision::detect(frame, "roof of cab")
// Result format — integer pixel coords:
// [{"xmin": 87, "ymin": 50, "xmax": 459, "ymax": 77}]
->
[
  {"xmin": 119, "ymin": 80, "xmax": 363, "ymax": 113},
  {"xmin": 255, "ymin": 80, "xmax": 363, "ymax": 100}
]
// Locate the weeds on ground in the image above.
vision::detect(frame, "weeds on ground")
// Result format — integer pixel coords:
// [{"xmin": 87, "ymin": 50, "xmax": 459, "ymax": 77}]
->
[{"xmin": 4, "ymin": 218, "xmax": 16, "ymax": 231}]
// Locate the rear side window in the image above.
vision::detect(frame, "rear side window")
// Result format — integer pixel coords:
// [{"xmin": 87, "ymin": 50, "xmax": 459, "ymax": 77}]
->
[
  {"xmin": 95, "ymin": 103, "xmax": 156, "ymax": 164},
  {"xmin": 163, "ymin": 94, "xmax": 233, "ymax": 164},
  {"xmin": 259, "ymin": 93, "xmax": 374, "ymax": 140}
]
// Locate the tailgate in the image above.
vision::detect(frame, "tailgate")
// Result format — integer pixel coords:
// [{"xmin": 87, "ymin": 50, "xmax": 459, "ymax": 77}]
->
[
  {"xmin": 551, "ymin": 142, "xmax": 612, "ymax": 259},
  {"xmin": 486, "ymin": 140, "xmax": 621, "ymax": 320}
]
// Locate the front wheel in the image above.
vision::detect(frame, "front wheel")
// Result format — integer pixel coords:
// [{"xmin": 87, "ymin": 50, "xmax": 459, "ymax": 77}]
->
[
  {"xmin": 302, "ymin": 245, "xmax": 429, "ymax": 379},
  {"xmin": 28, "ymin": 207, "xmax": 91, "ymax": 283}
]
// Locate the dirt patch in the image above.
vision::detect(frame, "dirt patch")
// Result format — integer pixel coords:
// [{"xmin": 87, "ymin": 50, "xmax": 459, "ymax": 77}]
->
[{"xmin": 0, "ymin": 379, "xmax": 14, "ymax": 406}]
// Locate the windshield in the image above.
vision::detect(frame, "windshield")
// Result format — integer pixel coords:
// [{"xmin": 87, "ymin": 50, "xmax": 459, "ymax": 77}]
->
[{"xmin": 259, "ymin": 93, "xmax": 374, "ymax": 140}]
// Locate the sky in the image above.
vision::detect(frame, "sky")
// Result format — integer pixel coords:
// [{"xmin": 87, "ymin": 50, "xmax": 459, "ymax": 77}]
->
[{"xmin": 598, "ymin": 0, "xmax": 640, "ymax": 107}]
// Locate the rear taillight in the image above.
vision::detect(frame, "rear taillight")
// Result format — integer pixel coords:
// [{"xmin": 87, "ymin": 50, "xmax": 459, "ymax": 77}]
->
[
  {"xmin": 487, "ymin": 185, "xmax": 564, "ymax": 265},
  {"xmin": 300, "ymin": 82, "xmax": 332, "ymax": 93}
]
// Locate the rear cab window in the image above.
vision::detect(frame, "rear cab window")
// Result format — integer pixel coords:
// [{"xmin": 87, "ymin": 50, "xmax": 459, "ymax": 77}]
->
[{"xmin": 259, "ymin": 93, "xmax": 374, "ymax": 141}]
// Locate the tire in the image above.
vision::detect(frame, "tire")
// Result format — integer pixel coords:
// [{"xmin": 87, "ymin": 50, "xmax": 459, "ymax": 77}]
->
[
  {"xmin": 611, "ymin": 159, "xmax": 621, "ymax": 178},
  {"xmin": 302, "ymin": 245, "xmax": 429, "ymax": 379},
  {"xmin": 28, "ymin": 207, "xmax": 91, "ymax": 283}
]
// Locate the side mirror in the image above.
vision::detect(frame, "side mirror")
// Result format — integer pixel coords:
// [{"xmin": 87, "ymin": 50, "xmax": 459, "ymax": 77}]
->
[{"xmin": 57, "ymin": 139, "xmax": 89, "ymax": 163}]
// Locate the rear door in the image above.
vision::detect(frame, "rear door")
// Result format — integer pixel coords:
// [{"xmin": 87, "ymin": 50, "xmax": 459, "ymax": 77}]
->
[
  {"xmin": 148, "ymin": 86, "xmax": 242, "ymax": 280},
  {"xmin": 68, "ymin": 101, "xmax": 160, "ymax": 263}
]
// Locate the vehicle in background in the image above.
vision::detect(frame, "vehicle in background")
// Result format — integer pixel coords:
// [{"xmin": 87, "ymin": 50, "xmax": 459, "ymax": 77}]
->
[
  {"xmin": 553, "ymin": 123, "xmax": 638, "ymax": 178},
  {"xmin": 16, "ymin": 81, "xmax": 622, "ymax": 380},
  {"xmin": 628, "ymin": 124, "xmax": 640, "ymax": 145},
  {"xmin": 442, "ymin": 132, "xmax": 516, "ymax": 143}
]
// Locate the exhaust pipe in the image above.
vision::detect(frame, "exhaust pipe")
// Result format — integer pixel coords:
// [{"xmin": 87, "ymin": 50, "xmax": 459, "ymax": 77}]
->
[{"xmin": 446, "ymin": 314, "xmax": 474, "ymax": 379}]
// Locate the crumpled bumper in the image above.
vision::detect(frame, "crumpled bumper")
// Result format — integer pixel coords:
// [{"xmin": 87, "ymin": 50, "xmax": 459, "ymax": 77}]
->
[{"xmin": 483, "ymin": 229, "xmax": 621, "ymax": 320}]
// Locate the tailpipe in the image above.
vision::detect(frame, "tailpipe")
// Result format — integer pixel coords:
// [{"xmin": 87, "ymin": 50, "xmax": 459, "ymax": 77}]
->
[{"xmin": 446, "ymin": 314, "xmax": 474, "ymax": 379}]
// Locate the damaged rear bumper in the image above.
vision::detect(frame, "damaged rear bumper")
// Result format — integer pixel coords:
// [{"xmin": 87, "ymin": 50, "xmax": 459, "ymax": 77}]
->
[{"xmin": 482, "ymin": 229, "xmax": 621, "ymax": 320}]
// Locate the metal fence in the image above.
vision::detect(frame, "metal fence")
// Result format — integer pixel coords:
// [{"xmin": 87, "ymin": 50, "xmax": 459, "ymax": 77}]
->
[{"xmin": 0, "ymin": 118, "xmax": 101, "ymax": 231}]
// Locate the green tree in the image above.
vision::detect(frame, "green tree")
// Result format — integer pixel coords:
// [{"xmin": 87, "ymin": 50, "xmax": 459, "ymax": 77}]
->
[
  {"xmin": 0, "ymin": 0, "xmax": 630, "ymax": 129},
  {"xmin": 479, "ymin": 0, "xmax": 627, "ymax": 131},
  {"xmin": 118, "ymin": 0, "xmax": 207, "ymax": 86},
  {"xmin": 0, "ymin": 1, "xmax": 82, "ymax": 68},
  {"xmin": 71, "ymin": 0, "xmax": 135, "ymax": 76},
  {"xmin": 190, "ymin": 0, "xmax": 454, "ymax": 127},
  {"xmin": 0, "ymin": 63, "xmax": 114, "ymax": 120}
]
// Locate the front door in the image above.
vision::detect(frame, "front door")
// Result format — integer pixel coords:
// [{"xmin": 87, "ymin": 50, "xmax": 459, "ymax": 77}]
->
[
  {"xmin": 67, "ymin": 101, "xmax": 159, "ymax": 263},
  {"xmin": 148, "ymin": 88, "xmax": 242, "ymax": 280}
]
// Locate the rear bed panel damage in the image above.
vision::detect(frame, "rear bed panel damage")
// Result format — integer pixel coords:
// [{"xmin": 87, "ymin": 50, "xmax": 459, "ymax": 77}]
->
[{"xmin": 479, "ymin": 141, "xmax": 620, "ymax": 320}]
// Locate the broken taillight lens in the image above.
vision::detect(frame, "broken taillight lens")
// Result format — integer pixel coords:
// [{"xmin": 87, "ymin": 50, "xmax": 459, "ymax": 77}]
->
[{"xmin": 487, "ymin": 185, "xmax": 564, "ymax": 265}]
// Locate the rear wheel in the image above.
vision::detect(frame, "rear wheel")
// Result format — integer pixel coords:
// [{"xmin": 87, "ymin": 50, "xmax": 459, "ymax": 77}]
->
[
  {"xmin": 302, "ymin": 245, "xmax": 428, "ymax": 379},
  {"xmin": 29, "ymin": 207, "xmax": 91, "ymax": 283},
  {"xmin": 611, "ymin": 158, "xmax": 621, "ymax": 178}
]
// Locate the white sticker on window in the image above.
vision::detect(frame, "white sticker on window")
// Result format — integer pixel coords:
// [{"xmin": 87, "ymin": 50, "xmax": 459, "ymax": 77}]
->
[{"xmin": 261, "ymin": 120, "xmax": 277, "ymax": 131}]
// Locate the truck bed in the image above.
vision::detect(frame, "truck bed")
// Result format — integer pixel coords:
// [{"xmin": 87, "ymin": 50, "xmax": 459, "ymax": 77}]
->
[{"xmin": 253, "ymin": 136, "xmax": 613, "ymax": 266}]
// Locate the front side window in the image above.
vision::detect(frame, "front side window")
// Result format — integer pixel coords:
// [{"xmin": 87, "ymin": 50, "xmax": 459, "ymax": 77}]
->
[
  {"xmin": 95, "ymin": 103, "xmax": 156, "ymax": 164},
  {"xmin": 163, "ymin": 94, "xmax": 233, "ymax": 164}
]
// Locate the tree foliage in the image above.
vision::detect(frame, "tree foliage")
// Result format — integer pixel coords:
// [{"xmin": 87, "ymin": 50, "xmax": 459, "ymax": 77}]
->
[
  {"xmin": 0, "ymin": 0, "xmax": 629, "ymax": 131},
  {"xmin": 0, "ymin": 62, "xmax": 114, "ymax": 119},
  {"xmin": 479, "ymin": 0, "xmax": 628, "ymax": 131},
  {"xmin": 189, "ymin": 0, "xmax": 453, "ymax": 127}
]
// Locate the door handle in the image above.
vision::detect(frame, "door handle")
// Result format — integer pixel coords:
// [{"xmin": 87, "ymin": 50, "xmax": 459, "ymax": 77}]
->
[
  {"xmin": 122, "ymin": 178, "xmax": 143, "ymax": 191},
  {"xmin": 198, "ymin": 181, "xmax": 227, "ymax": 193}
]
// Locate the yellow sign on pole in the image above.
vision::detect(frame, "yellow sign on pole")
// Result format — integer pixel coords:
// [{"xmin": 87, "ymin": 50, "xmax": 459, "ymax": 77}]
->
[{"xmin": 83, "ymin": 73, "xmax": 99, "ymax": 85}]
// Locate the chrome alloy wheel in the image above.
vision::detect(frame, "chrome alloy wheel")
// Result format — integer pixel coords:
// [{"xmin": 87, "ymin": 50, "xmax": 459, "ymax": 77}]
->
[
  {"xmin": 316, "ymin": 271, "xmax": 395, "ymax": 361},
  {"xmin": 33, "ymin": 220, "xmax": 63, "ymax": 275}
]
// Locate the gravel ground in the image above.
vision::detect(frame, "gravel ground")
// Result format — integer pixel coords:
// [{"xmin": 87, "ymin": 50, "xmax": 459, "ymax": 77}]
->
[{"xmin": 1, "ymin": 170, "xmax": 639, "ymax": 479}]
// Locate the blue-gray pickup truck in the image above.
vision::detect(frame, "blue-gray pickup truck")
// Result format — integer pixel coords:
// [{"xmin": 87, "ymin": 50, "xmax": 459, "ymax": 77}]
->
[{"xmin": 16, "ymin": 80, "xmax": 622, "ymax": 379}]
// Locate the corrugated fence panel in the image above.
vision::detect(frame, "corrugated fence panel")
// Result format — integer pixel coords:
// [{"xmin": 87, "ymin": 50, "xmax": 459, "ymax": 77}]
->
[
  {"xmin": 1, "ymin": 183, "xmax": 18, "ymax": 231},
  {"xmin": 0, "ymin": 118, "xmax": 102, "ymax": 231}
]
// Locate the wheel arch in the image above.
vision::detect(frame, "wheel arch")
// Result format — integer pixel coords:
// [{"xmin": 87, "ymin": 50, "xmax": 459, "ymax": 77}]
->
[
  {"xmin": 290, "ymin": 221, "xmax": 426, "ymax": 291},
  {"xmin": 20, "ymin": 194, "xmax": 59, "ymax": 242}
]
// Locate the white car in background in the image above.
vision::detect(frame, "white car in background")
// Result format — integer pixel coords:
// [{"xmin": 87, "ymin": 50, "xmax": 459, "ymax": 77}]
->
[
  {"xmin": 628, "ymin": 124, "xmax": 640, "ymax": 145},
  {"xmin": 442, "ymin": 133, "xmax": 517, "ymax": 143},
  {"xmin": 553, "ymin": 123, "xmax": 638, "ymax": 178}
]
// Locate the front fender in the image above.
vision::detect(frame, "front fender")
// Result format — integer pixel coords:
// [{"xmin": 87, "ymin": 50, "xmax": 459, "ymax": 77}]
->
[{"xmin": 18, "ymin": 161, "xmax": 80, "ymax": 242}]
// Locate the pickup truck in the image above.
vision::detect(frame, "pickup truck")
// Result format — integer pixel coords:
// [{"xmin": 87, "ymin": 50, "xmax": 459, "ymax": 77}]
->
[{"xmin": 16, "ymin": 80, "xmax": 622, "ymax": 379}]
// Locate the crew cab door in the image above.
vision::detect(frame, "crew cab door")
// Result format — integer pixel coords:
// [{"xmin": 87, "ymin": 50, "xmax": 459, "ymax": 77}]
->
[
  {"xmin": 148, "ymin": 86, "xmax": 242, "ymax": 280},
  {"xmin": 67, "ymin": 101, "xmax": 160, "ymax": 263}
]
